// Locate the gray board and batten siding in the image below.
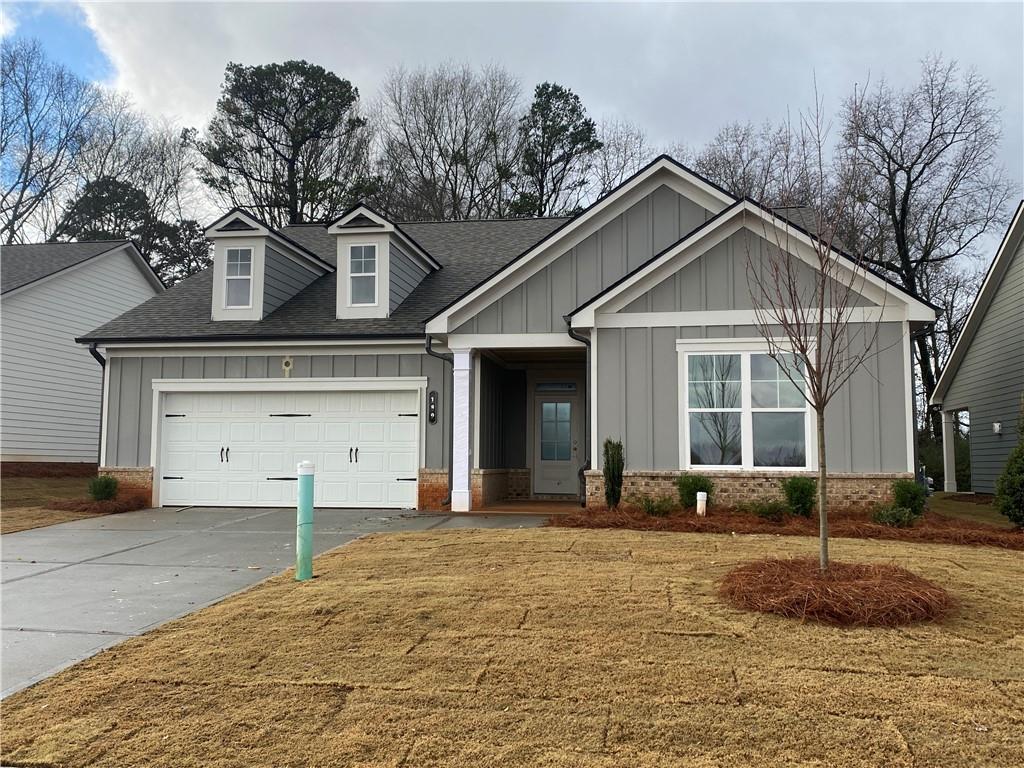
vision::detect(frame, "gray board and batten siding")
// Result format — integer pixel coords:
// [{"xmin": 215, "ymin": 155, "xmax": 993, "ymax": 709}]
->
[
  {"xmin": 941, "ymin": 234, "xmax": 1024, "ymax": 493},
  {"xmin": 103, "ymin": 352, "xmax": 452, "ymax": 469},
  {"xmin": 262, "ymin": 246, "xmax": 321, "ymax": 317},
  {"xmin": 453, "ymin": 185, "xmax": 715, "ymax": 334}
]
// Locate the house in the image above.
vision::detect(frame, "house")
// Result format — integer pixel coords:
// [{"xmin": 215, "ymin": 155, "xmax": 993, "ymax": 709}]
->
[
  {"xmin": 1, "ymin": 241, "xmax": 164, "ymax": 468},
  {"xmin": 77, "ymin": 157, "xmax": 934, "ymax": 511},
  {"xmin": 931, "ymin": 200, "xmax": 1024, "ymax": 494}
]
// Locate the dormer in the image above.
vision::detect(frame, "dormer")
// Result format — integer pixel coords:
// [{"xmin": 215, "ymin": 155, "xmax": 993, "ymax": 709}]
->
[
  {"xmin": 204, "ymin": 209, "xmax": 332, "ymax": 321},
  {"xmin": 327, "ymin": 205, "xmax": 440, "ymax": 319}
]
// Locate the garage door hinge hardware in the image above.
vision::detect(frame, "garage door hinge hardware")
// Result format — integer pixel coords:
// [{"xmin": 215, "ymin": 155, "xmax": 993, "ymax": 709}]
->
[
  {"xmin": 268, "ymin": 413, "xmax": 312, "ymax": 418},
  {"xmin": 396, "ymin": 477, "xmax": 417, "ymax": 482},
  {"xmin": 162, "ymin": 476, "xmax": 184, "ymax": 480},
  {"xmin": 164, "ymin": 413, "xmax": 186, "ymax": 418},
  {"xmin": 398, "ymin": 413, "xmax": 417, "ymax": 417},
  {"xmin": 266, "ymin": 476, "xmax": 298, "ymax": 481}
]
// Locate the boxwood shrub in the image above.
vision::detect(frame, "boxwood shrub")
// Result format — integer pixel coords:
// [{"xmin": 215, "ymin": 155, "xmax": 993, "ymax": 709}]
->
[
  {"xmin": 676, "ymin": 474, "xmax": 714, "ymax": 508},
  {"xmin": 89, "ymin": 475, "xmax": 119, "ymax": 501}
]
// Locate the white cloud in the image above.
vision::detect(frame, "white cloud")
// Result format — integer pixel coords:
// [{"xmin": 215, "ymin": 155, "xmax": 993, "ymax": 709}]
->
[{"xmin": 0, "ymin": 5, "xmax": 17, "ymax": 38}]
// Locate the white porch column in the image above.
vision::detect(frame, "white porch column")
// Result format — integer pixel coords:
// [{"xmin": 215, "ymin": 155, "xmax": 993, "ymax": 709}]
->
[
  {"xmin": 941, "ymin": 410, "xmax": 958, "ymax": 492},
  {"xmin": 451, "ymin": 348, "xmax": 474, "ymax": 511}
]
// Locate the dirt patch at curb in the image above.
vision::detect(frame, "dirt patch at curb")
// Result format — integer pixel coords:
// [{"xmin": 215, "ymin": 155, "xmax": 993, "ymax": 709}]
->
[{"xmin": 2, "ymin": 529, "xmax": 1022, "ymax": 767}]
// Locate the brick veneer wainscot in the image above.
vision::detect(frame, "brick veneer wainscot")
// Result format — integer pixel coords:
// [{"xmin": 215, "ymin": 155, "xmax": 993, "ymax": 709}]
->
[
  {"xmin": 99, "ymin": 466, "xmax": 154, "ymax": 504},
  {"xmin": 584, "ymin": 470, "xmax": 910, "ymax": 510}
]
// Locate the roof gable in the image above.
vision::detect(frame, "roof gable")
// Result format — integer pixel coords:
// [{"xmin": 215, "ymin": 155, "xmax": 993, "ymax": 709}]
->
[
  {"xmin": 203, "ymin": 208, "xmax": 333, "ymax": 273},
  {"xmin": 932, "ymin": 200, "xmax": 1024, "ymax": 405},
  {"xmin": 424, "ymin": 155, "xmax": 737, "ymax": 334},
  {"xmin": 1, "ymin": 240, "xmax": 163, "ymax": 295}
]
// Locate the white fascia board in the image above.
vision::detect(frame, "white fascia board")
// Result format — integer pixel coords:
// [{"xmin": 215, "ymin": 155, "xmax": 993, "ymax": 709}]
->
[
  {"xmin": 103, "ymin": 341, "xmax": 426, "ymax": 358},
  {"xmin": 931, "ymin": 200, "xmax": 1024, "ymax": 405},
  {"xmin": 265, "ymin": 232, "xmax": 333, "ymax": 274},
  {"xmin": 446, "ymin": 333, "xmax": 584, "ymax": 349},
  {"xmin": 204, "ymin": 210, "xmax": 270, "ymax": 238},
  {"xmin": 425, "ymin": 159, "xmax": 734, "ymax": 334},
  {"xmin": 328, "ymin": 205, "xmax": 392, "ymax": 232},
  {"xmin": 152, "ymin": 376, "xmax": 428, "ymax": 393},
  {"xmin": 595, "ymin": 306, "xmax": 909, "ymax": 329},
  {"xmin": 392, "ymin": 227, "xmax": 441, "ymax": 271}
]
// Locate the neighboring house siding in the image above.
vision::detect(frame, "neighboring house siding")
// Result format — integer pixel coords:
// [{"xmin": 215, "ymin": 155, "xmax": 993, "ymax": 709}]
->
[
  {"xmin": 103, "ymin": 352, "xmax": 452, "ymax": 469},
  {"xmin": 594, "ymin": 322, "xmax": 908, "ymax": 472},
  {"xmin": 454, "ymin": 185, "xmax": 713, "ymax": 333},
  {"xmin": 389, "ymin": 242, "xmax": 428, "ymax": 313},
  {"xmin": 262, "ymin": 246, "xmax": 319, "ymax": 317},
  {"xmin": 621, "ymin": 229, "xmax": 874, "ymax": 312},
  {"xmin": 0, "ymin": 249, "xmax": 158, "ymax": 462},
  {"xmin": 943, "ymin": 238, "xmax": 1024, "ymax": 492}
]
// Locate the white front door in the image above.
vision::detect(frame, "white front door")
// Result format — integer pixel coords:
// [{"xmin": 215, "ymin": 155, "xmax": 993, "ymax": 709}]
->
[
  {"xmin": 533, "ymin": 396, "xmax": 581, "ymax": 494},
  {"xmin": 158, "ymin": 389, "xmax": 419, "ymax": 508}
]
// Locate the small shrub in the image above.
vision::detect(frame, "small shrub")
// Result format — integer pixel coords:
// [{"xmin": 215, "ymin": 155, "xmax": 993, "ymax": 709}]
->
[
  {"xmin": 676, "ymin": 474, "xmax": 714, "ymax": 508},
  {"xmin": 603, "ymin": 439, "xmax": 624, "ymax": 509},
  {"xmin": 780, "ymin": 476, "xmax": 816, "ymax": 517},
  {"xmin": 89, "ymin": 475, "xmax": 119, "ymax": 501},
  {"xmin": 994, "ymin": 441, "xmax": 1024, "ymax": 527},
  {"xmin": 872, "ymin": 506, "xmax": 919, "ymax": 528},
  {"xmin": 629, "ymin": 494, "xmax": 676, "ymax": 517},
  {"xmin": 743, "ymin": 499, "xmax": 789, "ymax": 523},
  {"xmin": 891, "ymin": 479, "xmax": 926, "ymax": 516}
]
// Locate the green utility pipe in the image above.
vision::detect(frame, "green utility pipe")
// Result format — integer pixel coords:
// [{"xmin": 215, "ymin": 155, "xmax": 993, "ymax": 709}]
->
[{"xmin": 296, "ymin": 460, "xmax": 315, "ymax": 581}]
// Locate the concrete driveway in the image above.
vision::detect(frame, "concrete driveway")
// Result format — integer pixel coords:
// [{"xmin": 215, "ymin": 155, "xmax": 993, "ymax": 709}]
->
[{"xmin": 1, "ymin": 506, "xmax": 543, "ymax": 697}]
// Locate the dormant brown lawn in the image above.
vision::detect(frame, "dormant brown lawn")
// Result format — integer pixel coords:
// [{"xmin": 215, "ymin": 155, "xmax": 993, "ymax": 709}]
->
[{"xmin": 2, "ymin": 529, "xmax": 1022, "ymax": 767}]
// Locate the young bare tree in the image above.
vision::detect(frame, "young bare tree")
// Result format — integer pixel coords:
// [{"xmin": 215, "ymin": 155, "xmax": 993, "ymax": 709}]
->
[
  {"xmin": 591, "ymin": 117, "xmax": 650, "ymax": 198},
  {"xmin": 374, "ymin": 63, "xmax": 523, "ymax": 221},
  {"xmin": 1, "ymin": 38, "xmax": 101, "ymax": 243},
  {"xmin": 745, "ymin": 92, "xmax": 891, "ymax": 571},
  {"xmin": 840, "ymin": 56, "xmax": 1013, "ymax": 437}
]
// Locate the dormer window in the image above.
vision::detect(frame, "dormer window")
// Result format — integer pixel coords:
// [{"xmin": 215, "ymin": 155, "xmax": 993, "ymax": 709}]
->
[
  {"xmin": 225, "ymin": 248, "xmax": 253, "ymax": 308},
  {"xmin": 349, "ymin": 244, "xmax": 377, "ymax": 306}
]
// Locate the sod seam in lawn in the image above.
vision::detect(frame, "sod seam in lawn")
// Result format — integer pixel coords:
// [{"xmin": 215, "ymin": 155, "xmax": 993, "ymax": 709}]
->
[{"xmin": 2, "ymin": 529, "xmax": 1022, "ymax": 767}]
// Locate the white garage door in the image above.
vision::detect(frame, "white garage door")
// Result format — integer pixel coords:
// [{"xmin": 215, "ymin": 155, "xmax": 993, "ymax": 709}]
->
[{"xmin": 158, "ymin": 389, "xmax": 420, "ymax": 508}]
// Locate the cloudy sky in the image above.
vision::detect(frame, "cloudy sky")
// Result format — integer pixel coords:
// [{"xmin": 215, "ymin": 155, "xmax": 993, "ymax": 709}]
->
[{"xmin": 5, "ymin": 1, "xmax": 1023, "ymax": 199}]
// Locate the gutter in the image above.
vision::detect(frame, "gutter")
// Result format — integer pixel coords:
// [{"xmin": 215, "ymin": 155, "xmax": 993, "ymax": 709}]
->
[
  {"xmin": 88, "ymin": 344, "xmax": 106, "ymax": 467},
  {"xmin": 564, "ymin": 319, "xmax": 591, "ymax": 507},
  {"xmin": 424, "ymin": 335, "xmax": 454, "ymax": 508}
]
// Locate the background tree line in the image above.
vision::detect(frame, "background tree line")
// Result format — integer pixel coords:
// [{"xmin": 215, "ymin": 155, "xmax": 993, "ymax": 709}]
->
[{"xmin": 2, "ymin": 38, "xmax": 1014, "ymax": 440}]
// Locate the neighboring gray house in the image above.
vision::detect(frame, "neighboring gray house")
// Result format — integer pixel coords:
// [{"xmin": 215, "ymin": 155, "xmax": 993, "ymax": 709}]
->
[
  {"xmin": 1, "ymin": 241, "xmax": 164, "ymax": 466},
  {"xmin": 931, "ymin": 200, "xmax": 1024, "ymax": 493},
  {"xmin": 77, "ymin": 157, "xmax": 934, "ymax": 511}
]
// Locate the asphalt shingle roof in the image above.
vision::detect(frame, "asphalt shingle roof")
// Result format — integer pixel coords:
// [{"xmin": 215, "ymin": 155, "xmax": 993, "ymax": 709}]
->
[
  {"xmin": 1, "ymin": 240, "xmax": 131, "ymax": 294},
  {"xmin": 78, "ymin": 218, "xmax": 568, "ymax": 343}
]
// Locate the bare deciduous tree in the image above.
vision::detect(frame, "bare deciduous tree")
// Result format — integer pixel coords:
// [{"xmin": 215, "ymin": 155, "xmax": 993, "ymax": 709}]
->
[
  {"xmin": 374, "ymin": 63, "xmax": 522, "ymax": 221},
  {"xmin": 841, "ymin": 56, "xmax": 1013, "ymax": 437},
  {"xmin": 746, "ymin": 93, "xmax": 890, "ymax": 571},
  {"xmin": 1, "ymin": 38, "xmax": 101, "ymax": 244},
  {"xmin": 591, "ymin": 117, "xmax": 650, "ymax": 198}
]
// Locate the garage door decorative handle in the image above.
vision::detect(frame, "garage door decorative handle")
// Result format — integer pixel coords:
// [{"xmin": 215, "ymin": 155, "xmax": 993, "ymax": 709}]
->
[
  {"xmin": 355, "ymin": 448, "xmax": 359, "ymax": 463},
  {"xmin": 349, "ymin": 447, "xmax": 353, "ymax": 463},
  {"xmin": 220, "ymin": 447, "xmax": 224, "ymax": 463},
  {"xmin": 269, "ymin": 413, "xmax": 312, "ymax": 417},
  {"xmin": 225, "ymin": 447, "xmax": 230, "ymax": 462},
  {"xmin": 266, "ymin": 476, "xmax": 298, "ymax": 481}
]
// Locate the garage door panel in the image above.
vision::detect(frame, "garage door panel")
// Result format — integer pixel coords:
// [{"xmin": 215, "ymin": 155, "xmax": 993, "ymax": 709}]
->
[{"xmin": 159, "ymin": 387, "xmax": 420, "ymax": 508}]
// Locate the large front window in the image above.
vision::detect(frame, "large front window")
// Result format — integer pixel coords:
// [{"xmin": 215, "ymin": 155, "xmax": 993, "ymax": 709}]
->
[
  {"xmin": 682, "ymin": 348, "xmax": 810, "ymax": 470},
  {"xmin": 349, "ymin": 244, "xmax": 377, "ymax": 306}
]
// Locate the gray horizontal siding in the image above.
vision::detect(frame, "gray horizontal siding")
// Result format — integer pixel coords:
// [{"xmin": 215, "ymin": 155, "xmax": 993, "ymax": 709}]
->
[
  {"xmin": 622, "ymin": 228, "xmax": 872, "ymax": 312},
  {"xmin": 594, "ymin": 322, "xmax": 908, "ymax": 473},
  {"xmin": 389, "ymin": 242, "xmax": 428, "ymax": 312},
  {"xmin": 0, "ymin": 248, "xmax": 159, "ymax": 462},
  {"xmin": 454, "ymin": 185, "xmax": 712, "ymax": 334},
  {"xmin": 104, "ymin": 352, "xmax": 451, "ymax": 470},
  {"xmin": 944, "ymin": 238, "xmax": 1023, "ymax": 492},
  {"xmin": 262, "ymin": 246, "xmax": 319, "ymax": 317}
]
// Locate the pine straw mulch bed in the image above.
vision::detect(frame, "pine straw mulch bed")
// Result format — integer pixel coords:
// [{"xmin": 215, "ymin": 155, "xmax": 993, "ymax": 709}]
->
[
  {"xmin": 1, "ymin": 494, "xmax": 151, "ymax": 534},
  {"xmin": 551, "ymin": 505, "xmax": 1024, "ymax": 550},
  {"xmin": 49, "ymin": 493, "xmax": 150, "ymax": 515},
  {"xmin": 719, "ymin": 557, "xmax": 953, "ymax": 626},
  {"xmin": 2, "ymin": 529, "xmax": 1023, "ymax": 767}
]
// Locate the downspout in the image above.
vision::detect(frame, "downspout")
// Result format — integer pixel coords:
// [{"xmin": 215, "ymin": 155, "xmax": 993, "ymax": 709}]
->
[
  {"xmin": 564, "ymin": 317, "xmax": 591, "ymax": 507},
  {"xmin": 424, "ymin": 335, "xmax": 454, "ymax": 507},
  {"xmin": 88, "ymin": 343, "xmax": 106, "ymax": 468}
]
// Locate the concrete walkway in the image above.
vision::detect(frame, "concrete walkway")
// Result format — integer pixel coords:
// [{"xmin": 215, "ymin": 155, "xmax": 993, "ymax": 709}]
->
[{"xmin": 1, "ymin": 506, "xmax": 544, "ymax": 697}]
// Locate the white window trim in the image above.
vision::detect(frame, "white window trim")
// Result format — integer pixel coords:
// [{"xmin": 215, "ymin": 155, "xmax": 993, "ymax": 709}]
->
[
  {"xmin": 348, "ymin": 243, "xmax": 378, "ymax": 308},
  {"xmin": 676, "ymin": 338, "xmax": 817, "ymax": 472},
  {"xmin": 224, "ymin": 247, "xmax": 254, "ymax": 309}
]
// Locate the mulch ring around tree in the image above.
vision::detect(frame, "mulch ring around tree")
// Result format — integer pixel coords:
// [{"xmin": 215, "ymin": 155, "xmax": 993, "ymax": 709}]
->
[
  {"xmin": 549, "ymin": 506, "xmax": 1024, "ymax": 550},
  {"xmin": 719, "ymin": 557, "xmax": 954, "ymax": 626}
]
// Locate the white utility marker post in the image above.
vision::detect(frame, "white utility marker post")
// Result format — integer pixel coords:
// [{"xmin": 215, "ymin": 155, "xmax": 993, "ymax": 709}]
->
[
  {"xmin": 296, "ymin": 461, "xmax": 315, "ymax": 581},
  {"xmin": 696, "ymin": 491, "xmax": 708, "ymax": 517}
]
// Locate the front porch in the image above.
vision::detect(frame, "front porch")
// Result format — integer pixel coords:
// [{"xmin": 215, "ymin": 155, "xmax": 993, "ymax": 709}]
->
[{"xmin": 452, "ymin": 344, "xmax": 588, "ymax": 511}]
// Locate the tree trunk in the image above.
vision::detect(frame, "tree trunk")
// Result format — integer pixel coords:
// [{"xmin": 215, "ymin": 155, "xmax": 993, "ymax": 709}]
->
[
  {"xmin": 817, "ymin": 407, "xmax": 829, "ymax": 572},
  {"xmin": 914, "ymin": 333, "xmax": 942, "ymax": 438}
]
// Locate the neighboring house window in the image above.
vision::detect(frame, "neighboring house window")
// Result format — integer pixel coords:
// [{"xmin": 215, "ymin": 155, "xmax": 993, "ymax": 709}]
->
[
  {"xmin": 225, "ymin": 248, "xmax": 252, "ymax": 308},
  {"xmin": 349, "ymin": 244, "xmax": 377, "ymax": 306},
  {"xmin": 683, "ymin": 350, "xmax": 809, "ymax": 469}
]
